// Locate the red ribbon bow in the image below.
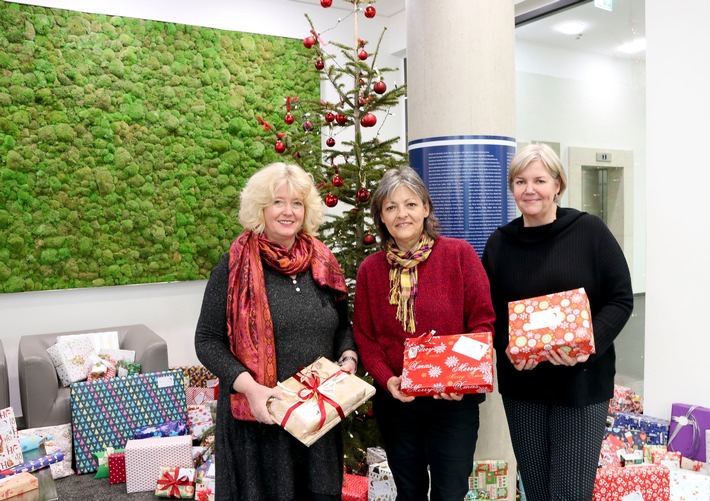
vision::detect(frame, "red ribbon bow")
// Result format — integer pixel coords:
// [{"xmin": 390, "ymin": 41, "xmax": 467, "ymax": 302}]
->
[
  {"xmin": 157, "ymin": 468, "xmax": 192, "ymax": 498},
  {"xmin": 281, "ymin": 368, "xmax": 345, "ymax": 431}
]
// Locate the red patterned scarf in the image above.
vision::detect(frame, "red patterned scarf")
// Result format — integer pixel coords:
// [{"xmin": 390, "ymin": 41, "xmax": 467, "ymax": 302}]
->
[{"xmin": 226, "ymin": 230, "xmax": 347, "ymax": 421}]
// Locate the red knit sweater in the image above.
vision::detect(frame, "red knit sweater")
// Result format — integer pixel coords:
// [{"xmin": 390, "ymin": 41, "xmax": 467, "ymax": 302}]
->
[{"xmin": 353, "ymin": 236, "xmax": 496, "ymax": 390}]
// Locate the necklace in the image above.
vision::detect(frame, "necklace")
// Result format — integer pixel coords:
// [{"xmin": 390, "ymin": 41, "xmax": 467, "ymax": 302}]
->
[{"xmin": 291, "ymin": 274, "xmax": 301, "ymax": 293}]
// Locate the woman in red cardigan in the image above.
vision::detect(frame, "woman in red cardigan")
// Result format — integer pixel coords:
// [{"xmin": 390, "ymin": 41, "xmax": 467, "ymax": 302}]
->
[{"xmin": 353, "ymin": 166, "xmax": 495, "ymax": 501}]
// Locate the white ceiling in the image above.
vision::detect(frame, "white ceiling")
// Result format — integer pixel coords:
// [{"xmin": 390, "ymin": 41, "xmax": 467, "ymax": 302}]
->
[{"xmin": 288, "ymin": 0, "xmax": 645, "ymax": 60}]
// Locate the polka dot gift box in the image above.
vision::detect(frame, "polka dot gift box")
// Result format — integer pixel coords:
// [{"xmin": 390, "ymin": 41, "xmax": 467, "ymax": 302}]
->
[{"xmin": 507, "ymin": 287, "xmax": 595, "ymax": 364}]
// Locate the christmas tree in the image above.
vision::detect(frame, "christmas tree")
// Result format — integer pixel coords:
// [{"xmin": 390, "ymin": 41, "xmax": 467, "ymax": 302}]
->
[
  {"xmin": 258, "ymin": 0, "xmax": 407, "ymax": 474},
  {"xmin": 258, "ymin": 0, "xmax": 407, "ymax": 290}
]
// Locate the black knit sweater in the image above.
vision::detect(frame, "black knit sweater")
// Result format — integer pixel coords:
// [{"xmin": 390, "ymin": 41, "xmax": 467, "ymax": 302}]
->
[{"xmin": 481, "ymin": 207, "xmax": 633, "ymax": 407}]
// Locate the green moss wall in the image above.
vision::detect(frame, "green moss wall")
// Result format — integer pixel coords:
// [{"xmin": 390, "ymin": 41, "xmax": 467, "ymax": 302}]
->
[{"xmin": 0, "ymin": 3, "xmax": 318, "ymax": 293}]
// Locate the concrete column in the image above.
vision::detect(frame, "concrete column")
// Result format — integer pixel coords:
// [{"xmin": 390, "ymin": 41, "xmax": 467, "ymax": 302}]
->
[{"xmin": 406, "ymin": 1, "xmax": 517, "ymax": 499}]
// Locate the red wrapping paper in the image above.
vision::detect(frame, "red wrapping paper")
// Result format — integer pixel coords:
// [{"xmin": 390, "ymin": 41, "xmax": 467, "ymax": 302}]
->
[
  {"xmin": 400, "ymin": 331, "xmax": 494, "ymax": 396},
  {"xmin": 593, "ymin": 464, "xmax": 669, "ymax": 501},
  {"xmin": 108, "ymin": 451, "xmax": 125, "ymax": 485},
  {"xmin": 342, "ymin": 473, "xmax": 368, "ymax": 501}
]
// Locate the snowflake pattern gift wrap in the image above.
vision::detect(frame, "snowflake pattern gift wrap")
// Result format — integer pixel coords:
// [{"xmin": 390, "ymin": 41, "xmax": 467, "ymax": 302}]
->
[
  {"xmin": 267, "ymin": 357, "xmax": 375, "ymax": 447},
  {"xmin": 400, "ymin": 331, "xmax": 494, "ymax": 396},
  {"xmin": 593, "ymin": 464, "xmax": 670, "ymax": 501},
  {"xmin": 508, "ymin": 287, "xmax": 595, "ymax": 364}
]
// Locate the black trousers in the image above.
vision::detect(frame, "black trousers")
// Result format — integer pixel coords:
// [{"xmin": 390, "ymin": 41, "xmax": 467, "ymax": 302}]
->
[
  {"xmin": 503, "ymin": 396, "xmax": 608, "ymax": 501},
  {"xmin": 373, "ymin": 387, "xmax": 481, "ymax": 501}
]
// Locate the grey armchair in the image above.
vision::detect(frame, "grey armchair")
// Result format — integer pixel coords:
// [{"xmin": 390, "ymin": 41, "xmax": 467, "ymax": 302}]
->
[
  {"xmin": 0, "ymin": 339, "xmax": 9, "ymax": 410},
  {"xmin": 18, "ymin": 324, "xmax": 169, "ymax": 428}
]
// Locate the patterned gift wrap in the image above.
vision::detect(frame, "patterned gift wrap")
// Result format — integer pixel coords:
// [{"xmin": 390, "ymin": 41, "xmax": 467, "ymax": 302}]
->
[
  {"xmin": 187, "ymin": 405, "xmax": 214, "ymax": 440},
  {"xmin": 108, "ymin": 451, "xmax": 126, "ymax": 485},
  {"xmin": 124, "ymin": 435, "xmax": 193, "ymax": 494},
  {"xmin": 508, "ymin": 288, "xmax": 595, "ymax": 364},
  {"xmin": 593, "ymin": 464, "xmax": 670, "ymax": 501},
  {"xmin": 195, "ymin": 460, "xmax": 215, "ymax": 501},
  {"xmin": 154, "ymin": 466, "xmax": 196, "ymax": 498},
  {"xmin": 172, "ymin": 365, "xmax": 218, "ymax": 388},
  {"xmin": 366, "ymin": 446, "xmax": 387, "ymax": 466},
  {"xmin": 468, "ymin": 460, "xmax": 508, "ymax": 499},
  {"xmin": 267, "ymin": 357, "xmax": 375, "ymax": 447},
  {"xmin": 609, "ymin": 384, "xmax": 644, "ymax": 416},
  {"xmin": 46, "ymin": 336, "xmax": 98, "ymax": 386},
  {"xmin": 669, "ymin": 468, "xmax": 710, "ymax": 501},
  {"xmin": 0, "ymin": 408, "xmax": 23, "ymax": 472},
  {"xmin": 652, "ymin": 450, "xmax": 681, "ymax": 468},
  {"xmin": 368, "ymin": 461, "xmax": 396, "ymax": 501},
  {"xmin": 342, "ymin": 473, "xmax": 368, "ymax": 501},
  {"xmin": 668, "ymin": 403, "xmax": 710, "ymax": 462},
  {"xmin": 599, "ymin": 434, "xmax": 626, "ymax": 468},
  {"xmin": 0, "ymin": 450, "xmax": 64, "ymax": 479},
  {"xmin": 0, "ymin": 472, "xmax": 38, "ymax": 500},
  {"xmin": 400, "ymin": 331, "xmax": 494, "ymax": 396},
  {"xmin": 70, "ymin": 369, "xmax": 187, "ymax": 474},
  {"xmin": 605, "ymin": 426, "xmax": 666, "ymax": 452},
  {"xmin": 614, "ymin": 411, "xmax": 670, "ymax": 444},
  {"xmin": 18, "ymin": 423, "xmax": 74, "ymax": 480}
]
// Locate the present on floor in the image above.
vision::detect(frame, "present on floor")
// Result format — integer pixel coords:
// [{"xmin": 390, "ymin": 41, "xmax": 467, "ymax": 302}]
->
[
  {"xmin": 593, "ymin": 464, "xmax": 670, "ymax": 501},
  {"xmin": 267, "ymin": 357, "xmax": 375, "ymax": 447},
  {"xmin": 109, "ymin": 451, "xmax": 126, "ymax": 485},
  {"xmin": 609, "ymin": 384, "xmax": 644, "ymax": 417},
  {"xmin": 124, "ymin": 435, "xmax": 193, "ymax": 493},
  {"xmin": 0, "ymin": 450, "xmax": 64, "ymax": 479},
  {"xmin": 0, "ymin": 472, "xmax": 38, "ymax": 500},
  {"xmin": 0, "ymin": 408, "xmax": 23, "ymax": 472},
  {"xmin": 195, "ymin": 460, "xmax": 215, "ymax": 501},
  {"xmin": 172, "ymin": 365, "xmax": 219, "ymax": 406},
  {"xmin": 70, "ymin": 369, "xmax": 187, "ymax": 474},
  {"xmin": 467, "ymin": 460, "xmax": 508, "ymax": 500},
  {"xmin": 651, "ymin": 450, "xmax": 681, "ymax": 469},
  {"xmin": 669, "ymin": 467, "xmax": 710, "ymax": 501},
  {"xmin": 366, "ymin": 446, "xmax": 387, "ymax": 466},
  {"xmin": 605, "ymin": 426, "xmax": 663, "ymax": 452},
  {"xmin": 614, "ymin": 411, "xmax": 670, "ymax": 444},
  {"xmin": 154, "ymin": 466, "xmax": 196, "ymax": 498},
  {"xmin": 187, "ymin": 405, "xmax": 214, "ymax": 440},
  {"xmin": 342, "ymin": 473, "xmax": 368, "ymax": 501},
  {"xmin": 400, "ymin": 331, "xmax": 494, "ymax": 396},
  {"xmin": 507, "ymin": 287, "xmax": 595, "ymax": 364},
  {"xmin": 18, "ymin": 423, "xmax": 74, "ymax": 480},
  {"xmin": 668, "ymin": 403, "xmax": 710, "ymax": 462},
  {"xmin": 368, "ymin": 461, "xmax": 396, "ymax": 501}
]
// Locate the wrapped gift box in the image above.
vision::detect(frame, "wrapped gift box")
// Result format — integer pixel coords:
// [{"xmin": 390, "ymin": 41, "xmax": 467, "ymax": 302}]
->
[
  {"xmin": 134, "ymin": 419, "xmax": 188, "ymax": 440},
  {"xmin": 172, "ymin": 365, "xmax": 219, "ymax": 405},
  {"xmin": 614, "ymin": 411, "xmax": 670, "ymax": 444},
  {"xmin": 0, "ymin": 408, "xmax": 23, "ymax": 472},
  {"xmin": 368, "ymin": 461, "xmax": 396, "ymax": 501},
  {"xmin": 343, "ymin": 473, "xmax": 368, "ymax": 501},
  {"xmin": 108, "ymin": 451, "xmax": 126, "ymax": 484},
  {"xmin": 468, "ymin": 460, "xmax": 508, "ymax": 499},
  {"xmin": 267, "ymin": 357, "xmax": 375, "ymax": 447},
  {"xmin": 609, "ymin": 384, "xmax": 643, "ymax": 417},
  {"xmin": 605, "ymin": 426, "xmax": 665, "ymax": 452},
  {"xmin": 669, "ymin": 468, "xmax": 710, "ymax": 501},
  {"xmin": 593, "ymin": 464, "xmax": 670, "ymax": 500},
  {"xmin": 508, "ymin": 288, "xmax": 595, "ymax": 364},
  {"xmin": 70, "ymin": 370, "xmax": 187, "ymax": 474},
  {"xmin": 668, "ymin": 403, "xmax": 710, "ymax": 462},
  {"xmin": 600, "ymin": 434, "xmax": 626, "ymax": 468},
  {"xmin": 124, "ymin": 435, "xmax": 193, "ymax": 493},
  {"xmin": 0, "ymin": 472, "xmax": 38, "ymax": 500},
  {"xmin": 187, "ymin": 405, "xmax": 214, "ymax": 440},
  {"xmin": 366, "ymin": 447, "xmax": 387, "ymax": 466},
  {"xmin": 155, "ymin": 466, "xmax": 196, "ymax": 498},
  {"xmin": 195, "ymin": 460, "xmax": 215, "ymax": 501},
  {"xmin": 18, "ymin": 423, "xmax": 74, "ymax": 480},
  {"xmin": 58, "ymin": 331, "xmax": 119, "ymax": 352},
  {"xmin": 0, "ymin": 450, "xmax": 65, "ymax": 479},
  {"xmin": 400, "ymin": 331, "xmax": 494, "ymax": 396},
  {"xmin": 652, "ymin": 450, "xmax": 682, "ymax": 469},
  {"xmin": 643, "ymin": 444, "xmax": 667, "ymax": 464},
  {"xmin": 46, "ymin": 336, "xmax": 99, "ymax": 387}
]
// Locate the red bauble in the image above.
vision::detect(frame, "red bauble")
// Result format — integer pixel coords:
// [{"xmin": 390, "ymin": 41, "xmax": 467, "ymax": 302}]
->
[
  {"xmin": 326, "ymin": 137, "xmax": 336, "ymax": 147},
  {"xmin": 294, "ymin": 151, "xmax": 301, "ymax": 159},
  {"xmin": 358, "ymin": 50, "xmax": 368, "ymax": 61},
  {"xmin": 303, "ymin": 120, "xmax": 313, "ymax": 131},
  {"xmin": 373, "ymin": 81, "xmax": 387, "ymax": 94},
  {"xmin": 324, "ymin": 193, "xmax": 339, "ymax": 207},
  {"xmin": 274, "ymin": 140, "xmax": 286, "ymax": 154},
  {"xmin": 314, "ymin": 59, "xmax": 325, "ymax": 70},
  {"xmin": 320, "ymin": 0, "xmax": 332, "ymax": 7},
  {"xmin": 364, "ymin": 5, "xmax": 376, "ymax": 18},
  {"xmin": 303, "ymin": 36, "xmax": 316, "ymax": 49},
  {"xmin": 335, "ymin": 114, "xmax": 348, "ymax": 125},
  {"xmin": 324, "ymin": 111, "xmax": 335, "ymax": 123},
  {"xmin": 360, "ymin": 112, "xmax": 377, "ymax": 127},
  {"xmin": 363, "ymin": 234, "xmax": 376, "ymax": 245},
  {"xmin": 332, "ymin": 174, "xmax": 344, "ymax": 187},
  {"xmin": 284, "ymin": 112, "xmax": 295, "ymax": 124},
  {"xmin": 356, "ymin": 187, "xmax": 371, "ymax": 202},
  {"xmin": 359, "ymin": 95, "xmax": 369, "ymax": 107}
]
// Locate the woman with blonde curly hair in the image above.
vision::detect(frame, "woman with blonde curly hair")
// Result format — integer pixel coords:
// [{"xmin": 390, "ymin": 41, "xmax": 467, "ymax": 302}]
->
[{"xmin": 195, "ymin": 162, "xmax": 357, "ymax": 501}]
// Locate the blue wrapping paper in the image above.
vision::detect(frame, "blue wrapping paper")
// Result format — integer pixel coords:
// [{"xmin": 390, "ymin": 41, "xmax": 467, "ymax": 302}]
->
[
  {"xmin": 134, "ymin": 419, "xmax": 188, "ymax": 439},
  {"xmin": 0, "ymin": 450, "xmax": 65, "ymax": 478},
  {"xmin": 613, "ymin": 411, "xmax": 670, "ymax": 444}
]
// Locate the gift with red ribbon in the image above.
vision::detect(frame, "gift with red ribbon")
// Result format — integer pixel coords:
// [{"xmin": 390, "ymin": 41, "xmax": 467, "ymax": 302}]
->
[
  {"xmin": 401, "ymin": 331, "xmax": 494, "ymax": 396},
  {"xmin": 267, "ymin": 357, "xmax": 375, "ymax": 447},
  {"xmin": 155, "ymin": 466, "xmax": 195, "ymax": 498}
]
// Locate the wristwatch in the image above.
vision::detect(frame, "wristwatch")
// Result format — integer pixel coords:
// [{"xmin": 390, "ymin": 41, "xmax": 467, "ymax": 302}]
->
[{"xmin": 337, "ymin": 355, "xmax": 358, "ymax": 366}]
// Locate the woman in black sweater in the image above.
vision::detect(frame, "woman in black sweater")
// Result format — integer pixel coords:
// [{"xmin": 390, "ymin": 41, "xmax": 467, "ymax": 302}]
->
[{"xmin": 482, "ymin": 144, "xmax": 633, "ymax": 501}]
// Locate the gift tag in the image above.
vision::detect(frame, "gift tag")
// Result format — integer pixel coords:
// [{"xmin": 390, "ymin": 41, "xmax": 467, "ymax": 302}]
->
[
  {"xmin": 452, "ymin": 336, "xmax": 488, "ymax": 361},
  {"xmin": 528, "ymin": 307, "xmax": 564, "ymax": 330}
]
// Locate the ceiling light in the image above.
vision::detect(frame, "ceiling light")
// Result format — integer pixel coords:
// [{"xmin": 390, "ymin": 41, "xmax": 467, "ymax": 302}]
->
[
  {"xmin": 554, "ymin": 21, "xmax": 586, "ymax": 35},
  {"xmin": 617, "ymin": 38, "xmax": 646, "ymax": 54}
]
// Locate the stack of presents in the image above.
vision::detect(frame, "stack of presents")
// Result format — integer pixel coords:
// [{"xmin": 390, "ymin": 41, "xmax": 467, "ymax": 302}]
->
[{"xmin": 0, "ymin": 330, "xmax": 218, "ymax": 500}]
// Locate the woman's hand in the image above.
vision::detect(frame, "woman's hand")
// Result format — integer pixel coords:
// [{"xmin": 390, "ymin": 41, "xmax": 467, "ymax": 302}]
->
[
  {"xmin": 506, "ymin": 345, "xmax": 539, "ymax": 371},
  {"xmin": 338, "ymin": 350, "xmax": 359, "ymax": 375},
  {"xmin": 387, "ymin": 376, "xmax": 415, "ymax": 403},
  {"xmin": 233, "ymin": 372, "xmax": 283, "ymax": 424},
  {"xmin": 434, "ymin": 392, "xmax": 463, "ymax": 401},
  {"xmin": 546, "ymin": 348, "xmax": 590, "ymax": 366}
]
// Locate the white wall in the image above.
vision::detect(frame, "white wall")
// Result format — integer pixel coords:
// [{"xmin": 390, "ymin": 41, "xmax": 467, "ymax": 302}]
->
[{"xmin": 643, "ymin": 0, "xmax": 710, "ymax": 416}]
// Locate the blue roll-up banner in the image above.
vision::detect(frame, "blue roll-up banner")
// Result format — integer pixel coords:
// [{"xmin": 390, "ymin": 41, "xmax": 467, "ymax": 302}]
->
[{"xmin": 408, "ymin": 135, "xmax": 517, "ymax": 256}]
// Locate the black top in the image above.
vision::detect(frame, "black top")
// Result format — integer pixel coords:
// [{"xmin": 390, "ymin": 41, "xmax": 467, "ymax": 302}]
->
[
  {"xmin": 482, "ymin": 207, "xmax": 633, "ymax": 407},
  {"xmin": 194, "ymin": 252, "xmax": 355, "ymax": 500}
]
